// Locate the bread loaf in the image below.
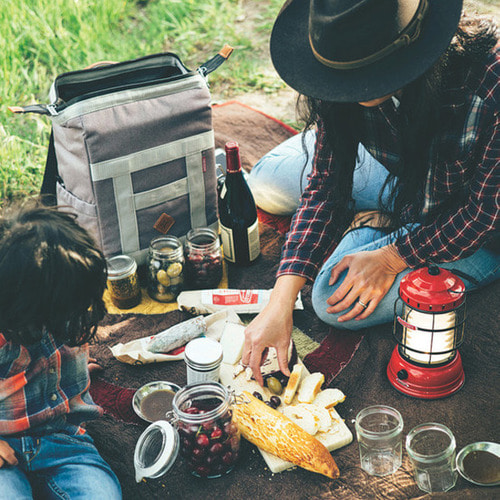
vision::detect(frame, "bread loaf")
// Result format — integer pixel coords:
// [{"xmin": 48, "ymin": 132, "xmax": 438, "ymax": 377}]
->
[{"xmin": 232, "ymin": 391, "xmax": 340, "ymax": 479}]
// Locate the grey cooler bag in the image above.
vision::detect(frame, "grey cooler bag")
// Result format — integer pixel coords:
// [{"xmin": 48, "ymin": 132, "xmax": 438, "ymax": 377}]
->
[{"xmin": 12, "ymin": 47, "xmax": 232, "ymax": 264}]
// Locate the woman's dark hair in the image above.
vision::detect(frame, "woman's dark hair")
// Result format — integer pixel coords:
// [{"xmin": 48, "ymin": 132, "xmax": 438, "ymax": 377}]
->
[
  {"xmin": 0, "ymin": 199, "xmax": 107, "ymax": 346},
  {"xmin": 297, "ymin": 7, "xmax": 498, "ymax": 232}
]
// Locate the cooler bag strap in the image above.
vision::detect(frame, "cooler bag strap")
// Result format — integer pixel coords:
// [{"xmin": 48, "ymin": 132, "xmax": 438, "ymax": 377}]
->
[
  {"xmin": 198, "ymin": 45, "xmax": 233, "ymax": 76},
  {"xmin": 40, "ymin": 129, "xmax": 58, "ymax": 205}
]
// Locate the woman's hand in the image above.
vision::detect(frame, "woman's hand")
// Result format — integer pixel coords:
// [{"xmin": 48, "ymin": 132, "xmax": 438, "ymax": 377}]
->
[
  {"xmin": 326, "ymin": 244, "xmax": 407, "ymax": 322},
  {"xmin": 241, "ymin": 275, "xmax": 306, "ymax": 386},
  {"xmin": 0, "ymin": 440, "xmax": 18, "ymax": 468}
]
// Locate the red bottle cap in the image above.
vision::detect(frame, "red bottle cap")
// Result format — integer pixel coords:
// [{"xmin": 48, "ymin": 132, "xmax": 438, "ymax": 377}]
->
[{"xmin": 225, "ymin": 141, "xmax": 242, "ymax": 173}]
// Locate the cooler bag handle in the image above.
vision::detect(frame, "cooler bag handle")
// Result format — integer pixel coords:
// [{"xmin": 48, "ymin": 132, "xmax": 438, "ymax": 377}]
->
[{"xmin": 8, "ymin": 46, "xmax": 233, "ymax": 116}]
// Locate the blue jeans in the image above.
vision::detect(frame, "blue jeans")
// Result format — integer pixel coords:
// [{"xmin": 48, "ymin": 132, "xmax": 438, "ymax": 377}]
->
[
  {"xmin": 248, "ymin": 132, "xmax": 500, "ymax": 329},
  {"xmin": 1, "ymin": 428, "xmax": 121, "ymax": 500}
]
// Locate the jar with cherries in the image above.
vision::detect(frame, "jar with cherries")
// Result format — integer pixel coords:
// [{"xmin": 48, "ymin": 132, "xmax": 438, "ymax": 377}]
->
[
  {"xmin": 134, "ymin": 382, "xmax": 241, "ymax": 481},
  {"xmin": 184, "ymin": 227, "xmax": 223, "ymax": 290}
]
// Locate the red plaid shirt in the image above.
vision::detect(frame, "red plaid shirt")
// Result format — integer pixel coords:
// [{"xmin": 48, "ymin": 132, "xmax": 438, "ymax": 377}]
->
[
  {"xmin": 279, "ymin": 46, "xmax": 499, "ymax": 280},
  {"xmin": 0, "ymin": 332, "xmax": 102, "ymax": 436}
]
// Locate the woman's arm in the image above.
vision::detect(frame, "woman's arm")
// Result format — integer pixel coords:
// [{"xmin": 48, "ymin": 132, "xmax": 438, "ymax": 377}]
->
[
  {"xmin": 242, "ymin": 275, "xmax": 306, "ymax": 386},
  {"xmin": 0, "ymin": 440, "xmax": 18, "ymax": 468},
  {"xmin": 396, "ymin": 112, "xmax": 499, "ymax": 267}
]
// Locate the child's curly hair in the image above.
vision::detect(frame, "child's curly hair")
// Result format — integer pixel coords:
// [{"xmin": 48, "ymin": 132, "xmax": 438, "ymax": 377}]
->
[{"xmin": 0, "ymin": 199, "xmax": 107, "ymax": 346}]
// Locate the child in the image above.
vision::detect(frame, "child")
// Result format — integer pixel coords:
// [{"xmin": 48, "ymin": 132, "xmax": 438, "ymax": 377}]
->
[{"xmin": 0, "ymin": 199, "xmax": 121, "ymax": 499}]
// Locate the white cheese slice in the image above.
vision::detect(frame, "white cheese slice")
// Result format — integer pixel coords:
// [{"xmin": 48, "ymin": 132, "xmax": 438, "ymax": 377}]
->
[{"xmin": 219, "ymin": 322, "xmax": 246, "ymax": 364}]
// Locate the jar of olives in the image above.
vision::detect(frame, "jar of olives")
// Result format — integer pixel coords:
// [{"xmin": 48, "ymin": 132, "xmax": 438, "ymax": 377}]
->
[
  {"xmin": 106, "ymin": 255, "xmax": 141, "ymax": 309},
  {"xmin": 184, "ymin": 227, "xmax": 223, "ymax": 290},
  {"xmin": 147, "ymin": 235, "xmax": 184, "ymax": 302},
  {"xmin": 134, "ymin": 382, "xmax": 241, "ymax": 482}
]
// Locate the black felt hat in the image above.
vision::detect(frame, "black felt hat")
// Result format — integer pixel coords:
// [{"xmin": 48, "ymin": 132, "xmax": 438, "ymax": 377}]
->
[{"xmin": 270, "ymin": 0, "xmax": 463, "ymax": 102}]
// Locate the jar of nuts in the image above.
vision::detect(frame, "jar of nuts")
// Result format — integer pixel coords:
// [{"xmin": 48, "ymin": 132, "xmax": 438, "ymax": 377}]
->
[
  {"xmin": 184, "ymin": 227, "xmax": 223, "ymax": 290},
  {"xmin": 147, "ymin": 235, "xmax": 185, "ymax": 302},
  {"xmin": 106, "ymin": 255, "xmax": 142, "ymax": 309}
]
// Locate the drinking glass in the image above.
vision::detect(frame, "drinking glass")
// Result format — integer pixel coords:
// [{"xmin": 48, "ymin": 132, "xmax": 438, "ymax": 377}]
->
[
  {"xmin": 406, "ymin": 422, "xmax": 457, "ymax": 493},
  {"xmin": 355, "ymin": 405, "xmax": 404, "ymax": 476}
]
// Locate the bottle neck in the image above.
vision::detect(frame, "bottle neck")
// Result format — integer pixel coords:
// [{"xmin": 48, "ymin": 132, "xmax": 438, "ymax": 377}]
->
[{"xmin": 225, "ymin": 143, "xmax": 242, "ymax": 173}]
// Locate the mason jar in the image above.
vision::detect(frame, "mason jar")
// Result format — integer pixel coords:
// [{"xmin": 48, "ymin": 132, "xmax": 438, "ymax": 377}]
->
[
  {"xmin": 106, "ymin": 255, "xmax": 141, "ymax": 309},
  {"xmin": 147, "ymin": 235, "xmax": 184, "ymax": 302},
  {"xmin": 184, "ymin": 227, "xmax": 223, "ymax": 290},
  {"xmin": 134, "ymin": 382, "xmax": 241, "ymax": 482}
]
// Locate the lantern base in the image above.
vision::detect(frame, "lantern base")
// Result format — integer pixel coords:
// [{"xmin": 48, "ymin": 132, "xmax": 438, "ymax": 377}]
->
[{"xmin": 387, "ymin": 347, "xmax": 464, "ymax": 399}]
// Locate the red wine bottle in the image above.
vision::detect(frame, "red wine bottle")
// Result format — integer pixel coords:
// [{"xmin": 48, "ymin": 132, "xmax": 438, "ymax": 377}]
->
[{"xmin": 218, "ymin": 141, "xmax": 260, "ymax": 265}]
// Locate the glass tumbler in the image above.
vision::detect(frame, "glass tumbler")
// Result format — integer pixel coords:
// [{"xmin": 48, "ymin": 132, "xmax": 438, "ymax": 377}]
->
[
  {"xmin": 406, "ymin": 422, "xmax": 457, "ymax": 493},
  {"xmin": 355, "ymin": 405, "xmax": 404, "ymax": 476}
]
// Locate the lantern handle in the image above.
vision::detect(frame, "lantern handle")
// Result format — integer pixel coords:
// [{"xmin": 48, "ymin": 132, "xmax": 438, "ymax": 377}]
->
[{"xmin": 424, "ymin": 263, "xmax": 480, "ymax": 288}]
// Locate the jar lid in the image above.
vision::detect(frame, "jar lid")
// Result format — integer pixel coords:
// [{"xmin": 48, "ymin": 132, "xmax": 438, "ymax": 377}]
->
[
  {"xmin": 107, "ymin": 255, "xmax": 137, "ymax": 280},
  {"xmin": 134, "ymin": 420, "xmax": 179, "ymax": 482},
  {"xmin": 185, "ymin": 337, "xmax": 223, "ymax": 367},
  {"xmin": 456, "ymin": 441, "xmax": 500, "ymax": 486}
]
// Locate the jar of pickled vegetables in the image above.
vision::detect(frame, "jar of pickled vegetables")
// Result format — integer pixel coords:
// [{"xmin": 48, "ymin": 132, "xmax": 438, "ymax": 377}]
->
[
  {"xmin": 107, "ymin": 255, "xmax": 141, "ymax": 309},
  {"xmin": 147, "ymin": 235, "xmax": 184, "ymax": 302},
  {"xmin": 184, "ymin": 227, "xmax": 223, "ymax": 290},
  {"xmin": 134, "ymin": 382, "xmax": 241, "ymax": 481}
]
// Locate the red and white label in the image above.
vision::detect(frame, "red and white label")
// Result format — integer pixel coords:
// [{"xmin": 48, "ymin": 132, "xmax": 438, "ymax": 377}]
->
[{"xmin": 202, "ymin": 289, "xmax": 261, "ymax": 306}]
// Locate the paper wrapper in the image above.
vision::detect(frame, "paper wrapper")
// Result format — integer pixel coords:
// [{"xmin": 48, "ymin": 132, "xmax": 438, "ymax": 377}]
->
[
  {"xmin": 177, "ymin": 289, "xmax": 303, "ymax": 315},
  {"xmin": 110, "ymin": 310, "xmax": 241, "ymax": 365}
]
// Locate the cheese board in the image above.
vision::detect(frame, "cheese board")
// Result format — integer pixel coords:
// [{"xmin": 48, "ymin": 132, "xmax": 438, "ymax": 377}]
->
[{"xmin": 218, "ymin": 324, "xmax": 353, "ymax": 473}]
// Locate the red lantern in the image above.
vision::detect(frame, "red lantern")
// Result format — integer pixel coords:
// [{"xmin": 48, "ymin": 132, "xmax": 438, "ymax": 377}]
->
[{"xmin": 387, "ymin": 266, "xmax": 466, "ymax": 399}]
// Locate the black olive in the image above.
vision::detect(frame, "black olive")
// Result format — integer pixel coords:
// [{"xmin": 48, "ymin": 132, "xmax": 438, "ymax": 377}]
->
[
  {"xmin": 252, "ymin": 391, "xmax": 263, "ymax": 401},
  {"xmin": 269, "ymin": 396, "xmax": 281, "ymax": 408}
]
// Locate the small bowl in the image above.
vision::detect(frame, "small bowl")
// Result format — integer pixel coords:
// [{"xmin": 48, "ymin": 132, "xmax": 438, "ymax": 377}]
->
[
  {"xmin": 133, "ymin": 381, "xmax": 181, "ymax": 423},
  {"xmin": 456, "ymin": 441, "xmax": 500, "ymax": 486}
]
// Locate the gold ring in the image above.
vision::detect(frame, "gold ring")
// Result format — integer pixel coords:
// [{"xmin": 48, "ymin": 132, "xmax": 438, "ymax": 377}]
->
[{"xmin": 358, "ymin": 300, "xmax": 368, "ymax": 309}]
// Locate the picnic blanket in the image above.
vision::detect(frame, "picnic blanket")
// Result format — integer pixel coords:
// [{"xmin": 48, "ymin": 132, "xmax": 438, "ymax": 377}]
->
[{"xmin": 87, "ymin": 102, "xmax": 500, "ymax": 499}]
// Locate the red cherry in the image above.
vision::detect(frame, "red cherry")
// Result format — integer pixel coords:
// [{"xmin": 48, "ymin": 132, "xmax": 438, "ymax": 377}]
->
[
  {"xmin": 196, "ymin": 434, "xmax": 209, "ymax": 448},
  {"xmin": 184, "ymin": 407, "xmax": 200, "ymax": 415},
  {"xmin": 195, "ymin": 465, "xmax": 210, "ymax": 477},
  {"xmin": 191, "ymin": 447, "xmax": 206, "ymax": 460},
  {"xmin": 209, "ymin": 443, "xmax": 223, "ymax": 455},
  {"xmin": 222, "ymin": 451, "xmax": 233, "ymax": 465},
  {"xmin": 210, "ymin": 427, "xmax": 223, "ymax": 440}
]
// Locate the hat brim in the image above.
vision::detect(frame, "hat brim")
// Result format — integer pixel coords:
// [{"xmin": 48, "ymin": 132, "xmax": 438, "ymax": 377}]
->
[{"xmin": 270, "ymin": 0, "xmax": 463, "ymax": 102}]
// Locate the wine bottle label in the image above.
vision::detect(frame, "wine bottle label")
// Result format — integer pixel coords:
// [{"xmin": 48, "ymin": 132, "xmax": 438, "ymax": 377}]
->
[
  {"xmin": 219, "ymin": 223, "xmax": 236, "ymax": 263},
  {"xmin": 247, "ymin": 219, "xmax": 260, "ymax": 261}
]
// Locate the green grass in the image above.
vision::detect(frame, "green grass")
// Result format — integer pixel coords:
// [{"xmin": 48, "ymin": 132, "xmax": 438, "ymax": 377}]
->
[{"xmin": 0, "ymin": 0, "xmax": 284, "ymax": 202}]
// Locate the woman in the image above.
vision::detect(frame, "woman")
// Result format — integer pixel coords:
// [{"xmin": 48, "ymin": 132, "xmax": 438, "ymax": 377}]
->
[{"xmin": 243, "ymin": 0, "xmax": 499, "ymax": 384}]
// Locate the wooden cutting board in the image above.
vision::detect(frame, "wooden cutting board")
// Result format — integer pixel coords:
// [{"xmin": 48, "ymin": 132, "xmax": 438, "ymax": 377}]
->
[{"xmin": 220, "ymin": 361, "xmax": 353, "ymax": 473}]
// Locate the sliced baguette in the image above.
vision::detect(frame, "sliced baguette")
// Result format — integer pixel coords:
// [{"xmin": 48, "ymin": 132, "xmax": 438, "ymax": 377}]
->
[
  {"xmin": 283, "ymin": 363, "xmax": 303, "ymax": 404},
  {"xmin": 312, "ymin": 388, "xmax": 346, "ymax": 409},
  {"xmin": 232, "ymin": 391, "xmax": 339, "ymax": 479},
  {"xmin": 282, "ymin": 404, "xmax": 320, "ymax": 436},
  {"xmin": 297, "ymin": 372, "xmax": 325, "ymax": 403}
]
